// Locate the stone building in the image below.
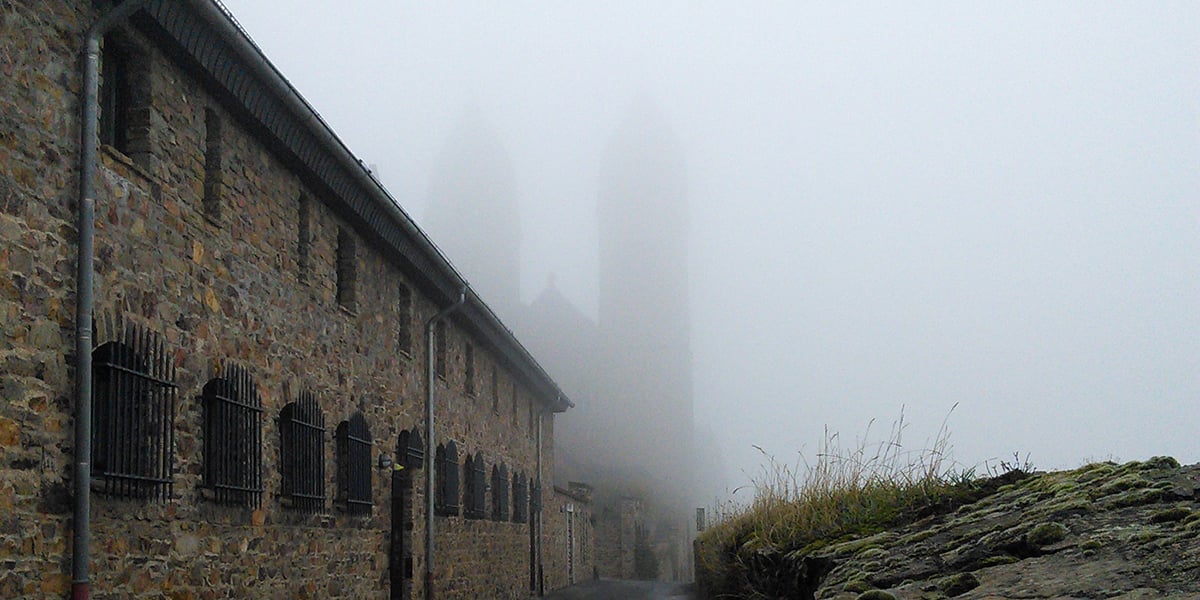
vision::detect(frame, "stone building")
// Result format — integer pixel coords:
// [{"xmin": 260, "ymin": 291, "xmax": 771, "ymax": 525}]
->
[
  {"xmin": 594, "ymin": 496, "xmax": 645, "ymax": 580},
  {"xmin": 543, "ymin": 482, "xmax": 596, "ymax": 590},
  {"xmin": 421, "ymin": 92, "xmax": 699, "ymax": 582},
  {"xmin": 0, "ymin": 1, "xmax": 577, "ymax": 598}
]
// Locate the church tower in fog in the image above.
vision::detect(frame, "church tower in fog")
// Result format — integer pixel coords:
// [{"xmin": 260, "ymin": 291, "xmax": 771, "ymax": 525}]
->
[
  {"xmin": 422, "ymin": 100, "xmax": 696, "ymax": 503},
  {"xmin": 596, "ymin": 98, "xmax": 694, "ymax": 504},
  {"xmin": 423, "ymin": 108, "xmax": 522, "ymax": 320}
]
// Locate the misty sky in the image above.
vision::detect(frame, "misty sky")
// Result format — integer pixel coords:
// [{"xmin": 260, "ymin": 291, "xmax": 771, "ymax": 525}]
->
[{"xmin": 219, "ymin": 1, "xmax": 1199, "ymax": 495}]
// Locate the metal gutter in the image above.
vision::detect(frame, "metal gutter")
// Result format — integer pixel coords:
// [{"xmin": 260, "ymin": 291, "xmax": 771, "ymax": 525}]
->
[{"xmin": 74, "ymin": 4, "xmax": 153, "ymax": 598}]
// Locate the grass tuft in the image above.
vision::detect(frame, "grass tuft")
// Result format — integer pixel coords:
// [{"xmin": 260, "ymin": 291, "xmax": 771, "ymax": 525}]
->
[{"xmin": 696, "ymin": 405, "xmax": 985, "ymax": 598}]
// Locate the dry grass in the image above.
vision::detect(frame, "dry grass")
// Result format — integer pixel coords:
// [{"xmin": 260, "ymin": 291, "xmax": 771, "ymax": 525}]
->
[{"xmin": 696, "ymin": 406, "xmax": 975, "ymax": 597}]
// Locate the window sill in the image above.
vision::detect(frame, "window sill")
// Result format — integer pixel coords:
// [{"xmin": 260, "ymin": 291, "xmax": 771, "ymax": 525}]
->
[
  {"xmin": 100, "ymin": 145, "xmax": 163, "ymax": 197},
  {"xmin": 101, "ymin": 144, "xmax": 153, "ymax": 177}
]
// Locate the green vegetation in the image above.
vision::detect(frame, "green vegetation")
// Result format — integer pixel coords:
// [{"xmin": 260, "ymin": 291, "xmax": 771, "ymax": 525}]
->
[
  {"xmin": 856, "ymin": 590, "xmax": 897, "ymax": 600},
  {"xmin": 937, "ymin": 572, "xmax": 980, "ymax": 596},
  {"xmin": 1026, "ymin": 522, "xmax": 1068, "ymax": 548},
  {"xmin": 695, "ymin": 407, "xmax": 991, "ymax": 599}
]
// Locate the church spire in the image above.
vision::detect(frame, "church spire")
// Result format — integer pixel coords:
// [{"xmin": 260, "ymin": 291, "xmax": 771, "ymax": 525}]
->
[
  {"xmin": 424, "ymin": 106, "xmax": 522, "ymax": 318},
  {"xmin": 596, "ymin": 96, "xmax": 694, "ymax": 505}
]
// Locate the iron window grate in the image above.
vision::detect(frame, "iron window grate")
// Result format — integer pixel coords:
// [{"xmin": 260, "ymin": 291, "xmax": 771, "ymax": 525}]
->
[
  {"xmin": 202, "ymin": 363, "xmax": 263, "ymax": 508},
  {"xmin": 280, "ymin": 391, "xmax": 326, "ymax": 513},
  {"xmin": 434, "ymin": 441, "xmax": 459, "ymax": 516},
  {"xmin": 398, "ymin": 428, "xmax": 424, "ymax": 469},
  {"xmin": 464, "ymin": 452, "xmax": 486, "ymax": 519},
  {"xmin": 397, "ymin": 283, "xmax": 412, "ymax": 353},
  {"xmin": 336, "ymin": 411, "xmax": 373, "ymax": 516},
  {"xmin": 491, "ymin": 463, "xmax": 509, "ymax": 521},
  {"xmin": 91, "ymin": 319, "xmax": 177, "ymax": 502},
  {"xmin": 512, "ymin": 472, "xmax": 528, "ymax": 524}
]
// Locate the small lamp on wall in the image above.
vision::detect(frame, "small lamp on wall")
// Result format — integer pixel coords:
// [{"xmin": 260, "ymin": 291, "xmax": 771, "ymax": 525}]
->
[{"xmin": 378, "ymin": 454, "xmax": 394, "ymax": 470}]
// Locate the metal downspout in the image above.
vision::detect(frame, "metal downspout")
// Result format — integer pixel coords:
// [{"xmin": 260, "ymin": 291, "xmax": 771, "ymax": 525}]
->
[
  {"xmin": 535, "ymin": 401, "xmax": 548, "ymax": 595},
  {"xmin": 423, "ymin": 287, "xmax": 467, "ymax": 600},
  {"xmin": 74, "ymin": 3, "xmax": 150, "ymax": 599}
]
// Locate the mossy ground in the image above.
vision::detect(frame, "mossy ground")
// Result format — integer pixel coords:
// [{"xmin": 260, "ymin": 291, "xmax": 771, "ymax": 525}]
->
[{"xmin": 694, "ymin": 417, "xmax": 1199, "ymax": 600}]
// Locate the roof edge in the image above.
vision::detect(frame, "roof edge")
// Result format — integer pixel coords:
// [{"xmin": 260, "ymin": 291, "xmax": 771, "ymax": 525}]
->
[{"xmin": 133, "ymin": 0, "xmax": 571, "ymax": 411}]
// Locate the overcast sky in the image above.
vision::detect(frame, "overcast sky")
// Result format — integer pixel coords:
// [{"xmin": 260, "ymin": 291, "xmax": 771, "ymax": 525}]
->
[{"xmin": 220, "ymin": 1, "xmax": 1199, "ymax": 495}]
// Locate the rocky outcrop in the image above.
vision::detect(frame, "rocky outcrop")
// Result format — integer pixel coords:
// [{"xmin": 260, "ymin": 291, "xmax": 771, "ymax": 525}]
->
[{"xmin": 811, "ymin": 457, "xmax": 1200, "ymax": 599}]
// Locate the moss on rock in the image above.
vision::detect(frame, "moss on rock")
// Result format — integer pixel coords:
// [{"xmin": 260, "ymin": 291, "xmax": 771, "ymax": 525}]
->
[
  {"xmin": 1027, "ymin": 522, "xmax": 1068, "ymax": 547},
  {"xmin": 1150, "ymin": 506, "xmax": 1192, "ymax": 523},
  {"xmin": 856, "ymin": 590, "xmax": 897, "ymax": 600},
  {"xmin": 843, "ymin": 579, "xmax": 872, "ymax": 593},
  {"xmin": 1140, "ymin": 456, "xmax": 1180, "ymax": 471},
  {"xmin": 937, "ymin": 572, "xmax": 980, "ymax": 596}
]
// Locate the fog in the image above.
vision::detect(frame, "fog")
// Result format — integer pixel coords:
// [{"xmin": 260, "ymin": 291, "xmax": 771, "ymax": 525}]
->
[{"xmin": 220, "ymin": 1, "xmax": 1200, "ymax": 500}]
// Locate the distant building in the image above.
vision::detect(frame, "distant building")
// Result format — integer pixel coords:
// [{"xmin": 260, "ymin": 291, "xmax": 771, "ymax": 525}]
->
[
  {"xmin": 545, "ymin": 482, "xmax": 598, "ymax": 588},
  {"xmin": 594, "ymin": 97, "xmax": 695, "ymax": 510},
  {"xmin": 424, "ymin": 109, "xmax": 523, "ymax": 322},
  {"xmin": 0, "ymin": 2, "xmax": 580, "ymax": 598},
  {"xmin": 424, "ymin": 93, "xmax": 698, "ymax": 580}
]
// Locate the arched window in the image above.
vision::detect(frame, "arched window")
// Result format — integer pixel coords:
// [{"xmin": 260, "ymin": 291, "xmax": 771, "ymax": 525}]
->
[
  {"xmin": 336, "ymin": 411, "xmax": 372, "ymax": 516},
  {"xmin": 512, "ymin": 472, "xmax": 528, "ymax": 524},
  {"xmin": 91, "ymin": 321, "xmax": 177, "ymax": 501},
  {"xmin": 464, "ymin": 452, "xmax": 486, "ymax": 519},
  {"xmin": 202, "ymin": 364, "xmax": 262, "ymax": 507},
  {"xmin": 462, "ymin": 453, "xmax": 475, "ymax": 516},
  {"xmin": 435, "ymin": 441, "xmax": 459, "ymax": 516},
  {"xmin": 397, "ymin": 428, "xmax": 424, "ymax": 470},
  {"xmin": 280, "ymin": 390, "xmax": 325, "ymax": 513},
  {"xmin": 491, "ymin": 463, "xmax": 509, "ymax": 521}
]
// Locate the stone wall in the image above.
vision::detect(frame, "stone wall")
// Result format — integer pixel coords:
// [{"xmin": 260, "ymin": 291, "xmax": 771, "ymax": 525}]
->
[
  {"xmin": 0, "ymin": 2, "xmax": 562, "ymax": 598},
  {"xmin": 543, "ymin": 482, "xmax": 596, "ymax": 591},
  {"xmin": 594, "ymin": 496, "xmax": 644, "ymax": 579}
]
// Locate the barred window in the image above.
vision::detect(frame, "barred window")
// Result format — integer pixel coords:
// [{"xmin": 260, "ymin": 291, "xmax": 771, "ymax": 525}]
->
[
  {"xmin": 512, "ymin": 471, "xmax": 528, "ymax": 524},
  {"xmin": 91, "ymin": 321, "xmax": 177, "ymax": 501},
  {"xmin": 491, "ymin": 367, "xmax": 499, "ymax": 413},
  {"xmin": 464, "ymin": 452, "xmax": 486, "ymax": 519},
  {"xmin": 99, "ymin": 37, "xmax": 132, "ymax": 153},
  {"xmin": 464, "ymin": 343, "xmax": 475, "ymax": 396},
  {"xmin": 201, "ymin": 364, "xmax": 263, "ymax": 507},
  {"xmin": 397, "ymin": 428, "xmax": 424, "ymax": 470},
  {"xmin": 297, "ymin": 195, "xmax": 311, "ymax": 282},
  {"xmin": 336, "ymin": 228, "xmax": 357, "ymax": 311},
  {"xmin": 491, "ymin": 463, "xmax": 509, "ymax": 521},
  {"xmin": 280, "ymin": 391, "xmax": 325, "ymax": 513},
  {"xmin": 203, "ymin": 107, "xmax": 223, "ymax": 221},
  {"xmin": 435, "ymin": 320, "xmax": 448, "ymax": 380},
  {"xmin": 532, "ymin": 481, "xmax": 542, "ymax": 515},
  {"xmin": 528, "ymin": 399, "xmax": 535, "ymax": 436},
  {"xmin": 336, "ymin": 411, "xmax": 372, "ymax": 516},
  {"xmin": 434, "ymin": 441, "xmax": 459, "ymax": 516},
  {"xmin": 397, "ymin": 283, "xmax": 412, "ymax": 354},
  {"xmin": 511, "ymin": 383, "xmax": 518, "ymax": 421},
  {"xmin": 99, "ymin": 34, "xmax": 154, "ymax": 167}
]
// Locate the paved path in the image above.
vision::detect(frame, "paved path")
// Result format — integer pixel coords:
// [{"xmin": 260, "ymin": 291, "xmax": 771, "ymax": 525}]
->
[{"xmin": 541, "ymin": 579, "xmax": 696, "ymax": 600}]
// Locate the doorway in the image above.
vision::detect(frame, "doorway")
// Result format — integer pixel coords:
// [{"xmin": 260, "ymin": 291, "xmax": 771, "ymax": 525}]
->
[{"xmin": 390, "ymin": 429, "xmax": 421, "ymax": 600}]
